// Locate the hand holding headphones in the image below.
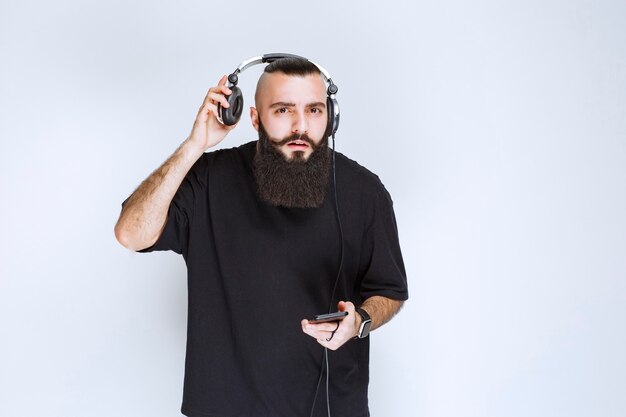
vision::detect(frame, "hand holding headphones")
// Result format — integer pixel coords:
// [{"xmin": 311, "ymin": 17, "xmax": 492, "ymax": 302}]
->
[{"xmin": 187, "ymin": 74, "xmax": 239, "ymax": 153}]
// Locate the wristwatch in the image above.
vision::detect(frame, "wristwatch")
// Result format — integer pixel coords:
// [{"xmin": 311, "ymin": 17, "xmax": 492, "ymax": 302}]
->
[{"xmin": 355, "ymin": 307, "xmax": 372, "ymax": 339}]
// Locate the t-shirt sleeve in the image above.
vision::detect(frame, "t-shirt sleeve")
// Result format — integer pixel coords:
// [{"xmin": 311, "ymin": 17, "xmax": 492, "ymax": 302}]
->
[
  {"xmin": 358, "ymin": 184, "xmax": 409, "ymax": 301},
  {"xmin": 125, "ymin": 156, "xmax": 208, "ymax": 255},
  {"xmin": 137, "ymin": 193, "xmax": 191, "ymax": 255}
]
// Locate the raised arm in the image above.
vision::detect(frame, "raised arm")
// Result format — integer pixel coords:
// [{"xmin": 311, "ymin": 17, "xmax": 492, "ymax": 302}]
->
[{"xmin": 114, "ymin": 75, "xmax": 236, "ymax": 251}]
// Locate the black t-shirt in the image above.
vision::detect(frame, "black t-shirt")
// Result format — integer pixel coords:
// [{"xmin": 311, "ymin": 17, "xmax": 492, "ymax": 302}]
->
[{"xmin": 139, "ymin": 141, "xmax": 408, "ymax": 417}]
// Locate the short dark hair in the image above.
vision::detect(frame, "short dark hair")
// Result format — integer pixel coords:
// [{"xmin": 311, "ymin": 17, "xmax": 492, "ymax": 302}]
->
[
  {"xmin": 264, "ymin": 57, "xmax": 321, "ymax": 77},
  {"xmin": 254, "ymin": 57, "xmax": 324, "ymax": 107}
]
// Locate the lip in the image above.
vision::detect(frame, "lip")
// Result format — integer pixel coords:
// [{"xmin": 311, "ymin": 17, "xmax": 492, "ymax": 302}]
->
[{"xmin": 286, "ymin": 140, "xmax": 310, "ymax": 149}]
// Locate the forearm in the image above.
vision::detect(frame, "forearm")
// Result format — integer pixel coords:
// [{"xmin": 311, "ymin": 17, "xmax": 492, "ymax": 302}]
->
[
  {"xmin": 359, "ymin": 295, "xmax": 404, "ymax": 332},
  {"xmin": 114, "ymin": 138, "xmax": 204, "ymax": 251}
]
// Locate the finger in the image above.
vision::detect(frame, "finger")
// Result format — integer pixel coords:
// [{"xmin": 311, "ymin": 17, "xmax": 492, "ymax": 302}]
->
[
  {"xmin": 301, "ymin": 320, "xmax": 317, "ymax": 338},
  {"xmin": 218, "ymin": 74, "xmax": 228, "ymax": 86},
  {"xmin": 338, "ymin": 300, "xmax": 355, "ymax": 313},
  {"xmin": 310, "ymin": 321, "xmax": 344, "ymax": 332},
  {"xmin": 202, "ymin": 84, "xmax": 232, "ymax": 106},
  {"xmin": 208, "ymin": 85, "xmax": 232, "ymax": 96},
  {"xmin": 207, "ymin": 91, "xmax": 230, "ymax": 108},
  {"xmin": 202, "ymin": 87, "xmax": 232, "ymax": 108},
  {"xmin": 205, "ymin": 84, "xmax": 231, "ymax": 95},
  {"xmin": 308, "ymin": 329, "xmax": 341, "ymax": 341},
  {"xmin": 317, "ymin": 337, "xmax": 340, "ymax": 351},
  {"xmin": 302, "ymin": 319, "xmax": 347, "ymax": 339},
  {"xmin": 208, "ymin": 105, "xmax": 220, "ymax": 121},
  {"xmin": 196, "ymin": 104, "xmax": 225, "ymax": 126},
  {"xmin": 301, "ymin": 323, "xmax": 332, "ymax": 340},
  {"xmin": 307, "ymin": 321, "xmax": 341, "ymax": 332},
  {"xmin": 198, "ymin": 102, "xmax": 218, "ymax": 118}
]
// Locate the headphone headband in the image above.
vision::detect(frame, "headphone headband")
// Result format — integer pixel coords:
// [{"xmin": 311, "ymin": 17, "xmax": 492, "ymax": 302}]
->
[
  {"xmin": 218, "ymin": 53, "xmax": 340, "ymax": 136},
  {"xmin": 228, "ymin": 53, "xmax": 337, "ymax": 96}
]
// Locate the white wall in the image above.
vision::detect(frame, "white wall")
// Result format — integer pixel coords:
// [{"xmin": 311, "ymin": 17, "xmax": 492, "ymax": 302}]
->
[{"xmin": 1, "ymin": 1, "xmax": 625, "ymax": 416}]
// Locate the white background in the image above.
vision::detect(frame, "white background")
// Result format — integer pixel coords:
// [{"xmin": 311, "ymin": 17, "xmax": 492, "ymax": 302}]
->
[{"xmin": 1, "ymin": 1, "xmax": 625, "ymax": 416}]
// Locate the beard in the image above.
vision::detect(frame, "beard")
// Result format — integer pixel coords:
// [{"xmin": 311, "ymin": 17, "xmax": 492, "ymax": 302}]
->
[{"xmin": 253, "ymin": 120, "xmax": 331, "ymax": 208}]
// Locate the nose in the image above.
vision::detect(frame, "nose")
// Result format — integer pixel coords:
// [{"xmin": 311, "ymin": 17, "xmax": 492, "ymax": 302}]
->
[{"xmin": 292, "ymin": 110, "xmax": 309, "ymax": 135}]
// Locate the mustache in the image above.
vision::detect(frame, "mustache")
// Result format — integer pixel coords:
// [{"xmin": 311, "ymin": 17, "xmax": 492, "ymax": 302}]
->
[{"xmin": 273, "ymin": 133, "xmax": 316, "ymax": 147}]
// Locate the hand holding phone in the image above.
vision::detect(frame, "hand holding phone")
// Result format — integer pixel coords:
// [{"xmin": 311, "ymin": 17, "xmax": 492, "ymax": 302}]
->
[{"xmin": 307, "ymin": 311, "xmax": 348, "ymax": 324}]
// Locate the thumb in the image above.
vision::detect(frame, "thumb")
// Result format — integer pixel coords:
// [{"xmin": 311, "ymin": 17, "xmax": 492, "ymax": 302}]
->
[{"xmin": 337, "ymin": 300, "xmax": 354, "ymax": 312}]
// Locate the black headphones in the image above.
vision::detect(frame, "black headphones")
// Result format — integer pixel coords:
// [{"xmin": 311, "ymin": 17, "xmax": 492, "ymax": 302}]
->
[{"xmin": 217, "ymin": 53, "xmax": 340, "ymax": 138}]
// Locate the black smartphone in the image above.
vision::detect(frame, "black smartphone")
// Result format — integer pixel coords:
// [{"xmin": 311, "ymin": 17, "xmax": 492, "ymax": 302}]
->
[{"xmin": 307, "ymin": 311, "xmax": 348, "ymax": 324}]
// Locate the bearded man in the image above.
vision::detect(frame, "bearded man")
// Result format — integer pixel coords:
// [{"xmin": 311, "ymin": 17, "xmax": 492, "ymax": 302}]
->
[{"xmin": 115, "ymin": 56, "xmax": 408, "ymax": 417}]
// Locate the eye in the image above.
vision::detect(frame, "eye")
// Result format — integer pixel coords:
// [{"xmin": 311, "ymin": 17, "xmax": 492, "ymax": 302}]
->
[
  {"xmin": 310, "ymin": 107, "xmax": 323, "ymax": 114},
  {"xmin": 276, "ymin": 107, "xmax": 288, "ymax": 114}
]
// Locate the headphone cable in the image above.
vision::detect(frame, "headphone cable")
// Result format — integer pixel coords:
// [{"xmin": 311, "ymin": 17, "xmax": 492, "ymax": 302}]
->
[
  {"xmin": 309, "ymin": 132, "xmax": 344, "ymax": 417},
  {"xmin": 327, "ymin": 132, "xmax": 345, "ymax": 314}
]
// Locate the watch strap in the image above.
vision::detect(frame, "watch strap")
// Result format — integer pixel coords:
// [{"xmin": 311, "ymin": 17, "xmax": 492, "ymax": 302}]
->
[{"xmin": 355, "ymin": 307, "xmax": 372, "ymax": 339}]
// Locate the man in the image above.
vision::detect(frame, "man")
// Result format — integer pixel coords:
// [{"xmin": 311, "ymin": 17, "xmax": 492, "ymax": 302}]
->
[{"xmin": 115, "ymin": 57, "xmax": 408, "ymax": 417}]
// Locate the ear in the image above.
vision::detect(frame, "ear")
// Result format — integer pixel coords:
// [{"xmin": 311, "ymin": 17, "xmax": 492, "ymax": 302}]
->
[{"xmin": 250, "ymin": 107, "xmax": 259, "ymax": 131}]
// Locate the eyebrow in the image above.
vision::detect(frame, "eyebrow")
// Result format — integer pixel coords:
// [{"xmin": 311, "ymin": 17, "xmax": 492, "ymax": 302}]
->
[{"xmin": 269, "ymin": 101, "xmax": 327, "ymax": 109}]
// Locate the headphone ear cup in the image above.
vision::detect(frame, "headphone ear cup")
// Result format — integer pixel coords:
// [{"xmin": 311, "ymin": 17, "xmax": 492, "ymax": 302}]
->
[
  {"xmin": 218, "ymin": 85, "xmax": 243, "ymax": 126},
  {"xmin": 326, "ymin": 96, "xmax": 340, "ymax": 137}
]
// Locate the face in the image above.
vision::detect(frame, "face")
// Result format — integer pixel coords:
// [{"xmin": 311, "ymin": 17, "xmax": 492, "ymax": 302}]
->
[{"xmin": 251, "ymin": 72, "xmax": 328, "ymax": 161}]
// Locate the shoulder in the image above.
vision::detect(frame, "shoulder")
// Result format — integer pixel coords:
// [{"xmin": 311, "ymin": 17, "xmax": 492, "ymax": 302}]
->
[
  {"xmin": 202, "ymin": 140, "xmax": 256, "ymax": 165},
  {"xmin": 334, "ymin": 151, "xmax": 391, "ymax": 202},
  {"xmin": 180, "ymin": 141, "xmax": 255, "ymax": 189},
  {"xmin": 192, "ymin": 141, "xmax": 256, "ymax": 174}
]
